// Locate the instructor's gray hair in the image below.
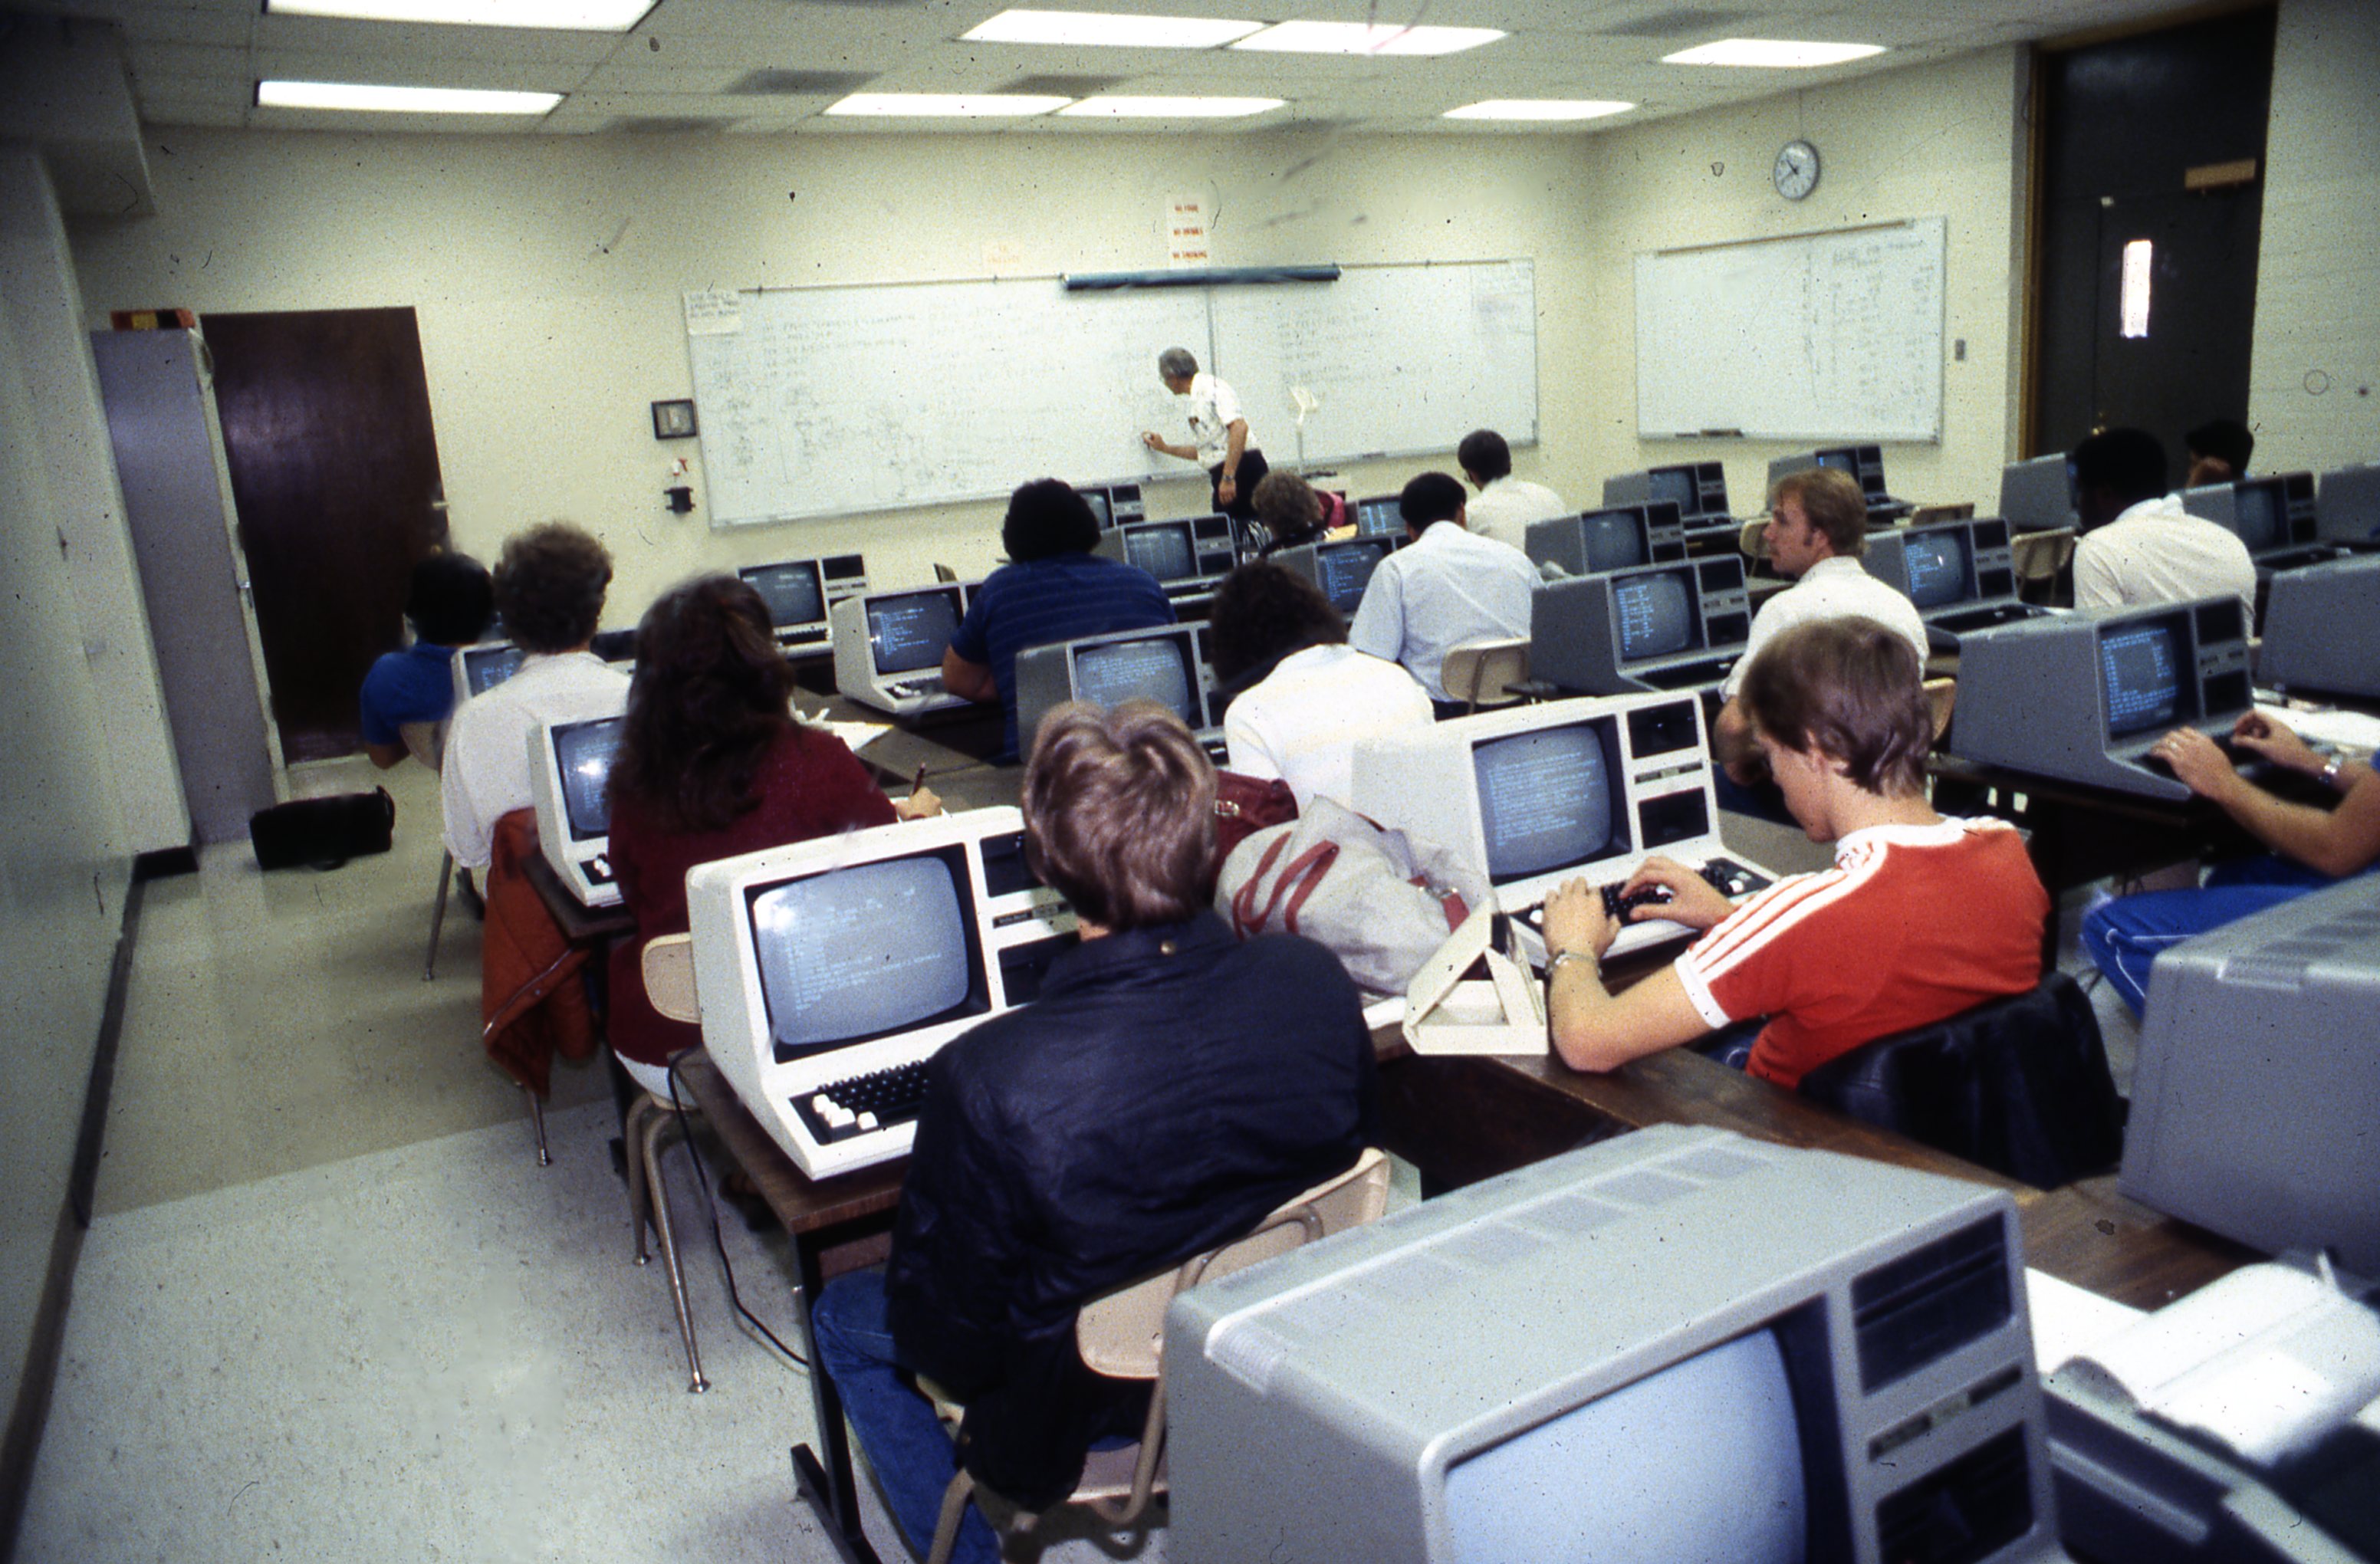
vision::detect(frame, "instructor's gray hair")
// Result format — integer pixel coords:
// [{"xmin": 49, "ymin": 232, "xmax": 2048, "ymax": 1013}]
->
[{"xmin": 1157, "ymin": 347, "xmax": 1199, "ymax": 381}]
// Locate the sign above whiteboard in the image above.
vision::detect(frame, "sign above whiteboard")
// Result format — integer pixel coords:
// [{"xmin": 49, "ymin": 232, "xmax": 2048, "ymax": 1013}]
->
[{"xmin": 1634, "ymin": 217, "xmax": 1945, "ymax": 443}]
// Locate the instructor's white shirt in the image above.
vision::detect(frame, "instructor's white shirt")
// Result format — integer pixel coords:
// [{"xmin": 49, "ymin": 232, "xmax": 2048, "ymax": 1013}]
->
[{"xmin": 1185, "ymin": 372, "xmax": 1246, "ymax": 468}]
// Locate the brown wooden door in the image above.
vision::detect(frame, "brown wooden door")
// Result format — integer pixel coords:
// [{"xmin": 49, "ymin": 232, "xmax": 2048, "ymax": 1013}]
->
[{"xmin": 202, "ymin": 307, "xmax": 447, "ymax": 763}]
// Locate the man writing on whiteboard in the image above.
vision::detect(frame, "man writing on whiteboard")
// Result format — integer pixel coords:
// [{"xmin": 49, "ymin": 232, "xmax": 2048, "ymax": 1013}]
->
[{"xmin": 1142, "ymin": 347, "xmax": 1268, "ymax": 525}]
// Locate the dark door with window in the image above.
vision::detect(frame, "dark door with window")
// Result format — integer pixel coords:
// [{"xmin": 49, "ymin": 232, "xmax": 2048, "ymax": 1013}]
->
[
  {"xmin": 2029, "ymin": 8, "xmax": 2275, "ymax": 465},
  {"xmin": 203, "ymin": 307, "xmax": 448, "ymax": 763}
]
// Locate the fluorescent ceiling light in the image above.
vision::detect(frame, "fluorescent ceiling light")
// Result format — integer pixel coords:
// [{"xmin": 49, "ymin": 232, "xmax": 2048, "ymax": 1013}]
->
[
  {"xmin": 1058, "ymin": 95, "xmax": 1283, "ymax": 117},
  {"xmin": 263, "ymin": 0, "xmax": 654, "ymax": 28},
  {"xmin": 1444, "ymin": 99, "xmax": 1634, "ymax": 122},
  {"xmin": 255, "ymin": 79, "xmax": 562, "ymax": 113},
  {"xmin": 823, "ymin": 93, "xmax": 1069, "ymax": 117},
  {"xmin": 1662, "ymin": 38, "xmax": 1887, "ymax": 67},
  {"xmin": 1232, "ymin": 21, "xmax": 1504, "ymax": 56},
  {"xmin": 962, "ymin": 9, "xmax": 1264, "ymax": 48}
]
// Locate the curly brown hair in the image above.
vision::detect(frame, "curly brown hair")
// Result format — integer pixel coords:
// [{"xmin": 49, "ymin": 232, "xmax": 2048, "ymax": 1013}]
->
[
  {"xmin": 1251, "ymin": 470, "xmax": 1326, "ymax": 551},
  {"xmin": 1206, "ymin": 562, "xmax": 1345, "ymax": 685},
  {"xmin": 493, "ymin": 522, "xmax": 613, "ymax": 652},
  {"xmin": 610, "ymin": 576, "xmax": 804, "ymax": 834}
]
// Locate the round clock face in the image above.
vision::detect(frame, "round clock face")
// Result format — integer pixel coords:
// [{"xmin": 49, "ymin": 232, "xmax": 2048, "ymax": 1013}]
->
[{"xmin": 1774, "ymin": 139, "xmax": 1820, "ymax": 201}]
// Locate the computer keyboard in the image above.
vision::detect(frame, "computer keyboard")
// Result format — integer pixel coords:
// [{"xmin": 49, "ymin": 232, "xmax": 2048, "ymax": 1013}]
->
[
  {"xmin": 1932, "ymin": 601, "xmax": 2042, "ymax": 636},
  {"xmin": 889, "ymin": 674, "xmax": 945, "ymax": 701},
  {"xmin": 1639, "ymin": 657, "xmax": 1737, "ymax": 692},
  {"xmin": 791, "ymin": 1058, "xmax": 934, "ymax": 1148},
  {"xmin": 585, "ymin": 853, "xmax": 613, "ymax": 886},
  {"xmin": 1520, "ymin": 856, "xmax": 1776, "ymax": 956}
]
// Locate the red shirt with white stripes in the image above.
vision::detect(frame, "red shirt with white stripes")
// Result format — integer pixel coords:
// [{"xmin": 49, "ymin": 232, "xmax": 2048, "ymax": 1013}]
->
[{"xmin": 1674, "ymin": 817, "xmax": 2049, "ymax": 1089}]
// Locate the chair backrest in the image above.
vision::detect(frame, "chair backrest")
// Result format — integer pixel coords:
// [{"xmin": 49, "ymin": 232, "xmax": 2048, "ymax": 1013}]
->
[
  {"xmin": 1076, "ymin": 1147, "xmax": 1391, "ymax": 1380},
  {"xmin": 2009, "ymin": 527, "xmax": 2076, "ymax": 583},
  {"xmin": 1794, "ymin": 973, "xmax": 2123, "ymax": 1189},
  {"xmin": 1922, "ymin": 677, "xmax": 1957, "ymax": 742},
  {"xmin": 933, "ymin": 562, "xmax": 958, "ymax": 583},
  {"xmin": 641, "ymin": 933, "xmax": 700, "ymax": 1023},
  {"xmin": 1440, "ymin": 637, "xmax": 1530, "ymax": 712},
  {"xmin": 399, "ymin": 719, "xmax": 446, "ymax": 773},
  {"xmin": 1737, "ymin": 518, "xmax": 1770, "ymax": 560}
]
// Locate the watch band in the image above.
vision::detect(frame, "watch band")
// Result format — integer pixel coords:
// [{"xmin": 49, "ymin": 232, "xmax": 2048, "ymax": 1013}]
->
[
  {"xmin": 2320, "ymin": 756, "xmax": 2345, "ymax": 790},
  {"xmin": 1547, "ymin": 949, "xmax": 1598, "ymax": 980}
]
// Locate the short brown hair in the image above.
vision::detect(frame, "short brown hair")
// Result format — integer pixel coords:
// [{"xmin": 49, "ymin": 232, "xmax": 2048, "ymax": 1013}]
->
[
  {"xmin": 1738, "ymin": 618, "xmax": 1931, "ymax": 797},
  {"xmin": 1251, "ymin": 470, "xmax": 1324, "ymax": 548},
  {"xmin": 1022, "ymin": 701, "xmax": 1216, "ymax": 929},
  {"xmin": 1767, "ymin": 467, "xmax": 1868, "ymax": 558},
  {"xmin": 494, "ymin": 521, "xmax": 613, "ymax": 652},
  {"xmin": 1207, "ymin": 562, "xmax": 1344, "ymax": 685}
]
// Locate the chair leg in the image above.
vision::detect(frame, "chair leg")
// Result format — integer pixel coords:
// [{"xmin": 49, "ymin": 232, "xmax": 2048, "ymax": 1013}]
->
[
  {"xmin": 925, "ymin": 1469, "xmax": 978, "ymax": 1564},
  {"xmin": 640, "ymin": 1102, "xmax": 708, "ymax": 1393},
  {"xmin": 523, "ymin": 1085, "xmax": 551, "ymax": 1167},
  {"xmin": 624, "ymin": 1092, "xmax": 656, "ymax": 1263},
  {"xmin": 422, "ymin": 850, "xmax": 453, "ymax": 981}
]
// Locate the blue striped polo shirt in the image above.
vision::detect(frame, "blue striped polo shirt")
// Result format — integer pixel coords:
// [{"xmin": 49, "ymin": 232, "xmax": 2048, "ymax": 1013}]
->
[{"xmin": 947, "ymin": 552, "xmax": 1175, "ymax": 761}]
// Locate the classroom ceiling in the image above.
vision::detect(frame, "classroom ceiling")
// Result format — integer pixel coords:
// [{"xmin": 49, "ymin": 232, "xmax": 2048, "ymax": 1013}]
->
[{"xmin": 19, "ymin": 0, "xmax": 2213, "ymax": 136}]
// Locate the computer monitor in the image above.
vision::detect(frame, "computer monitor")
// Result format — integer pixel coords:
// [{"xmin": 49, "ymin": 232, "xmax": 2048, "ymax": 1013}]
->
[
  {"xmin": 1769, "ymin": 445, "xmax": 1909, "ymax": 521},
  {"xmin": 589, "ymin": 627, "xmax": 638, "ymax": 666},
  {"xmin": 1011, "ymin": 623, "xmax": 1218, "ymax": 758},
  {"xmin": 449, "ymin": 640, "xmax": 525, "ymax": 709},
  {"xmin": 1948, "ymin": 596, "xmax": 2253, "ymax": 800},
  {"xmin": 1524, "ymin": 501, "xmax": 1687, "ymax": 579},
  {"xmin": 2121, "ymin": 874, "xmax": 2380, "ymax": 1272},
  {"xmin": 1603, "ymin": 462, "xmax": 1731, "ymax": 528},
  {"xmin": 738, "ymin": 552, "xmax": 868, "ymax": 649},
  {"xmin": 685, "ymin": 806, "xmax": 1078, "ymax": 1178},
  {"xmin": 1997, "ymin": 454, "xmax": 2077, "ymax": 535},
  {"xmin": 828, "ymin": 583, "xmax": 972, "ymax": 716},
  {"xmin": 1272, "ymin": 535, "xmax": 1399, "ymax": 616},
  {"xmin": 1349, "ymin": 692, "xmax": 1774, "ymax": 957},
  {"xmin": 2256, "ymin": 553, "xmax": 2380, "ymax": 698},
  {"xmin": 2316, "ymin": 461, "xmax": 2380, "ymax": 544},
  {"xmin": 1351, "ymin": 493, "xmax": 1406, "ymax": 537},
  {"xmin": 1094, "ymin": 514, "xmax": 1238, "ymax": 598},
  {"xmin": 1529, "ymin": 554, "xmax": 1753, "ymax": 695},
  {"xmin": 1861, "ymin": 518, "xmax": 2044, "ymax": 646},
  {"xmin": 1168, "ymin": 1123, "xmax": 2063, "ymax": 1564},
  {"xmin": 2180, "ymin": 472, "xmax": 2322, "ymax": 562},
  {"xmin": 528, "ymin": 704, "xmax": 630, "ymax": 907},
  {"xmin": 1074, "ymin": 481, "xmax": 1146, "ymax": 533}
]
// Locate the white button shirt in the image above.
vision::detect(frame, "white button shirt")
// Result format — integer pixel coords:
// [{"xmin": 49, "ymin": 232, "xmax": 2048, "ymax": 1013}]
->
[
  {"xmin": 439, "ymin": 650, "xmax": 630, "ymax": 870},
  {"xmin": 1347, "ymin": 522, "xmax": 1540, "ymax": 703},
  {"xmin": 2073, "ymin": 493, "xmax": 2258, "ymax": 623},
  {"xmin": 1721, "ymin": 555, "xmax": 1930, "ymax": 699},
  {"xmin": 1222, "ymin": 644, "xmax": 1435, "ymax": 810},
  {"xmin": 1463, "ymin": 476, "xmax": 1570, "ymax": 550},
  {"xmin": 1184, "ymin": 372, "xmax": 1247, "ymax": 468}
]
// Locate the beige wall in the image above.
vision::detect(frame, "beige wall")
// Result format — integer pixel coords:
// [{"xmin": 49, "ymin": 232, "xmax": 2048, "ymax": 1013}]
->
[
  {"xmin": 0, "ymin": 148, "xmax": 133, "ymax": 1431},
  {"xmin": 2248, "ymin": 0, "xmax": 2380, "ymax": 475}
]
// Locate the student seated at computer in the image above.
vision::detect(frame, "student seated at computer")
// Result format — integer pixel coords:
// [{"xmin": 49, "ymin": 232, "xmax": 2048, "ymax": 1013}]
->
[
  {"xmin": 808, "ymin": 701, "xmax": 1378, "ymax": 1564},
  {"xmin": 2071, "ymin": 426, "xmax": 2256, "ymax": 621},
  {"xmin": 942, "ymin": 478, "xmax": 1175, "ymax": 762},
  {"xmin": 1712, "ymin": 466, "xmax": 1928, "ymax": 794},
  {"xmin": 1248, "ymin": 468, "xmax": 1350, "ymax": 557},
  {"xmin": 1207, "ymin": 563, "xmax": 1432, "ymax": 810},
  {"xmin": 1347, "ymin": 470, "xmax": 1540, "ymax": 713},
  {"xmin": 360, "ymin": 550, "xmax": 493, "ymax": 770},
  {"xmin": 2184, "ymin": 416, "xmax": 2254, "ymax": 491},
  {"xmin": 1540, "ymin": 619, "xmax": 2048, "ymax": 1088},
  {"xmin": 2082, "ymin": 711, "xmax": 2379, "ymax": 1016},
  {"xmin": 603, "ymin": 577, "xmax": 941, "ymax": 1099},
  {"xmin": 1455, "ymin": 427, "xmax": 1569, "ymax": 550},
  {"xmin": 441, "ymin": 522, "xmax": 630, "ymax": 873}
]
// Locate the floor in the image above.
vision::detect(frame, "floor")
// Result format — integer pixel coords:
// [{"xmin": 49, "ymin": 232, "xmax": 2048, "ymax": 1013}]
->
[{"xmin": 18, "ymin": 760, "xmax": 2141, "ymax": 1562}]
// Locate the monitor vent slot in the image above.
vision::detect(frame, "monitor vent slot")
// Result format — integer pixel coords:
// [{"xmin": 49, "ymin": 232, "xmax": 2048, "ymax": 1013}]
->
[
  {"xmin": 2227, "ymin": 910, "xmax": 2380, "ymax": 987},
  {"xmin": 1599, "ymin": 1168, "xmax": 1697, "ymax": 1208},
  {"xmin": 1874, "ymin": 1427, "xmax": 2033, "ymax": 1564},
  {"xmin": 1507, "ymin": 1193, "xmax": 1626, "ymax": 1239},
  {"xmin": 1851, "ymin": 1217, "xmax": 2010, "ymax": 1392},
  {"xmin": 1437, "ymin": 1221, "xmax": 1546, "ymax": 1271}
]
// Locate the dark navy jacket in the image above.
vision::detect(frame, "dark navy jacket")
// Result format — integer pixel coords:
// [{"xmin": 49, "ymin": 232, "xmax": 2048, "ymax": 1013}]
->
[{"xmin": 884, "ymin": 909, "xmax": 1377, "ymax": 1508}]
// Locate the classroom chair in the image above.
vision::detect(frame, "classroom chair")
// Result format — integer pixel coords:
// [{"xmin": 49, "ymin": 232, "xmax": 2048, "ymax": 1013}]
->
[
  {"xmin": 922, "ymin": 1148, "xmax": 1392, "ymax": 1564},
  {"xmin": 1907, "ymin": 502, "xmax": 1976, "ymax": 526},
  {"xmin": 636, "ymin": 935, "xmax": 713, "ymax": 1392},
  {"xmin": 1923, "ymin": 677, "xmax": 1958, "ymax": 744},
  {"xmin": 399, "ymin": 719, "xmax": 454, "ymax": 981},
  {"xmin": 1737, "ymin": 518, "xmax": 1770, "ymax": 561},
  {"xmin": 2010, "ymin": 527, "xmax": 2076, "ymax": 603},
  {"xmin": 1441, "ymin": 636, "xmax": 1530, "ymax": 715}
]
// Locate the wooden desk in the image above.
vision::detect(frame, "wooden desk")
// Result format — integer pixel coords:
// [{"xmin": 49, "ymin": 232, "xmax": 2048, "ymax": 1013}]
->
[
  {"xmin": 518, "ymin": 842, "xmax": 634, "ymax": 947},
  {"xmin": 677, "ymin": 1051, "xmax": 903, "ymax": 1564}
]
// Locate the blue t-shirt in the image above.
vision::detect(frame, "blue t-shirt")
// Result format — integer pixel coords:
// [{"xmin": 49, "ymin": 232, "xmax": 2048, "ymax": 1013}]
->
[
  {"xmin": 358, "ymin": 641, "xmax": 459, "ymax": 746},
  {"xmin": 946, "ymin": 553, "xmax": 1175, "ymax": 760}
]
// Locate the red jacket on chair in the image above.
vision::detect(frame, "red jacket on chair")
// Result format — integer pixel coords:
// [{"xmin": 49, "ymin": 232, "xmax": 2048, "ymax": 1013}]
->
[{"xmin": 481, "ymin": 808, "xmax": 597, "ymax": 1096}]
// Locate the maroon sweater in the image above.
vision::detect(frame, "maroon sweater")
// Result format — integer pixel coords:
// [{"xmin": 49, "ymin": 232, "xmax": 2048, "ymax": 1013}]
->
[{"xmin": 606, "ymin": 724, "xmax": 898, "ymax": 1067}]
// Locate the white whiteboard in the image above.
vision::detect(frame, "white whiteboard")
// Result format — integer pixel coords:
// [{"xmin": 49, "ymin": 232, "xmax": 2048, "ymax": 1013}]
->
[
  {"xmin": 1634, "ymin": 218, "xmax": 1944, "ymax": 443},
  {"xmin": 685, "ymin": 261, "xmax": 1537, "ymax": 527}
]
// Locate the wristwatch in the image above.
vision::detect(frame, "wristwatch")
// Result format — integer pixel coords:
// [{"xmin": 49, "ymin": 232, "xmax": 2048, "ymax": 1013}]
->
[
  {"xmin": 1547, "ymin": 948, "xmax": 1598, "ymax": 979},
  {"xmin": 2319, "ymin": 756, "xmax": 2345, "ymax": 790}
]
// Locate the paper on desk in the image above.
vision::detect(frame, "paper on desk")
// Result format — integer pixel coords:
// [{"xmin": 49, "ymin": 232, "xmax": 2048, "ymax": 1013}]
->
[
  {"xmin": 2058, "ymin": 1262, "xmax": 2380, "ymax": 1467},
  {"xmin": 2026, "ymin": 1268, "xmax": 2145, "ymax": 1375},
  {"xmin": 2257, "ymin": 703, "xmax": 2380, "ymax": 754},
  {"xmin": 802, "ymin": 716, "xmax": 894, "ymax": 754}
]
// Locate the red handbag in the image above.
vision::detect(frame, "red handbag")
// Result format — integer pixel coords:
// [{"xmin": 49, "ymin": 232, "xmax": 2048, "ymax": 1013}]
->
[{"xmin": 1211, "ymin": 770, "xmax": 1298, "ymax": 869}]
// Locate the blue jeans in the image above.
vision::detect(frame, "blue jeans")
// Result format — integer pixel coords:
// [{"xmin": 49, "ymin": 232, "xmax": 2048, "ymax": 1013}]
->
[
  {"xmin": 2081, "ymin": 855, "xmax": 2349, "ymax": 1017},
  {"xmin": 810, "ymin": 1270, "xmax": 1001, "ymax": 1564}
]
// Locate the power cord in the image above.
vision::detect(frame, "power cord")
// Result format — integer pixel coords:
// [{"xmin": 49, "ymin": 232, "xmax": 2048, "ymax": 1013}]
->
[{"xmin": 665, "ymin": 1053, "xmax": 809, "ymax": 1371}]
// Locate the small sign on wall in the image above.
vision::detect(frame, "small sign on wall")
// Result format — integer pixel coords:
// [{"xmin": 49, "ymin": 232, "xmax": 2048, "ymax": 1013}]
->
[{"xmin": 1167, "ymin": 194, "xmax": 1209, "ymax": 268}]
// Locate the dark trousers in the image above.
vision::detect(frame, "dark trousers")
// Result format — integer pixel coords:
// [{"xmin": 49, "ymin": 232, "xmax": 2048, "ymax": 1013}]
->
[{"xmin": 1209, "ymin": 445, "xmax": 1269, "ymax": 522}]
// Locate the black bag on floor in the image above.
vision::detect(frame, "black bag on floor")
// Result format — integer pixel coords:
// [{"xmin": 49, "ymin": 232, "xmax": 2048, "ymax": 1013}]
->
[{"xmin": 248, "ymin": 788, "xmax": 396, "ymax": 870}]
